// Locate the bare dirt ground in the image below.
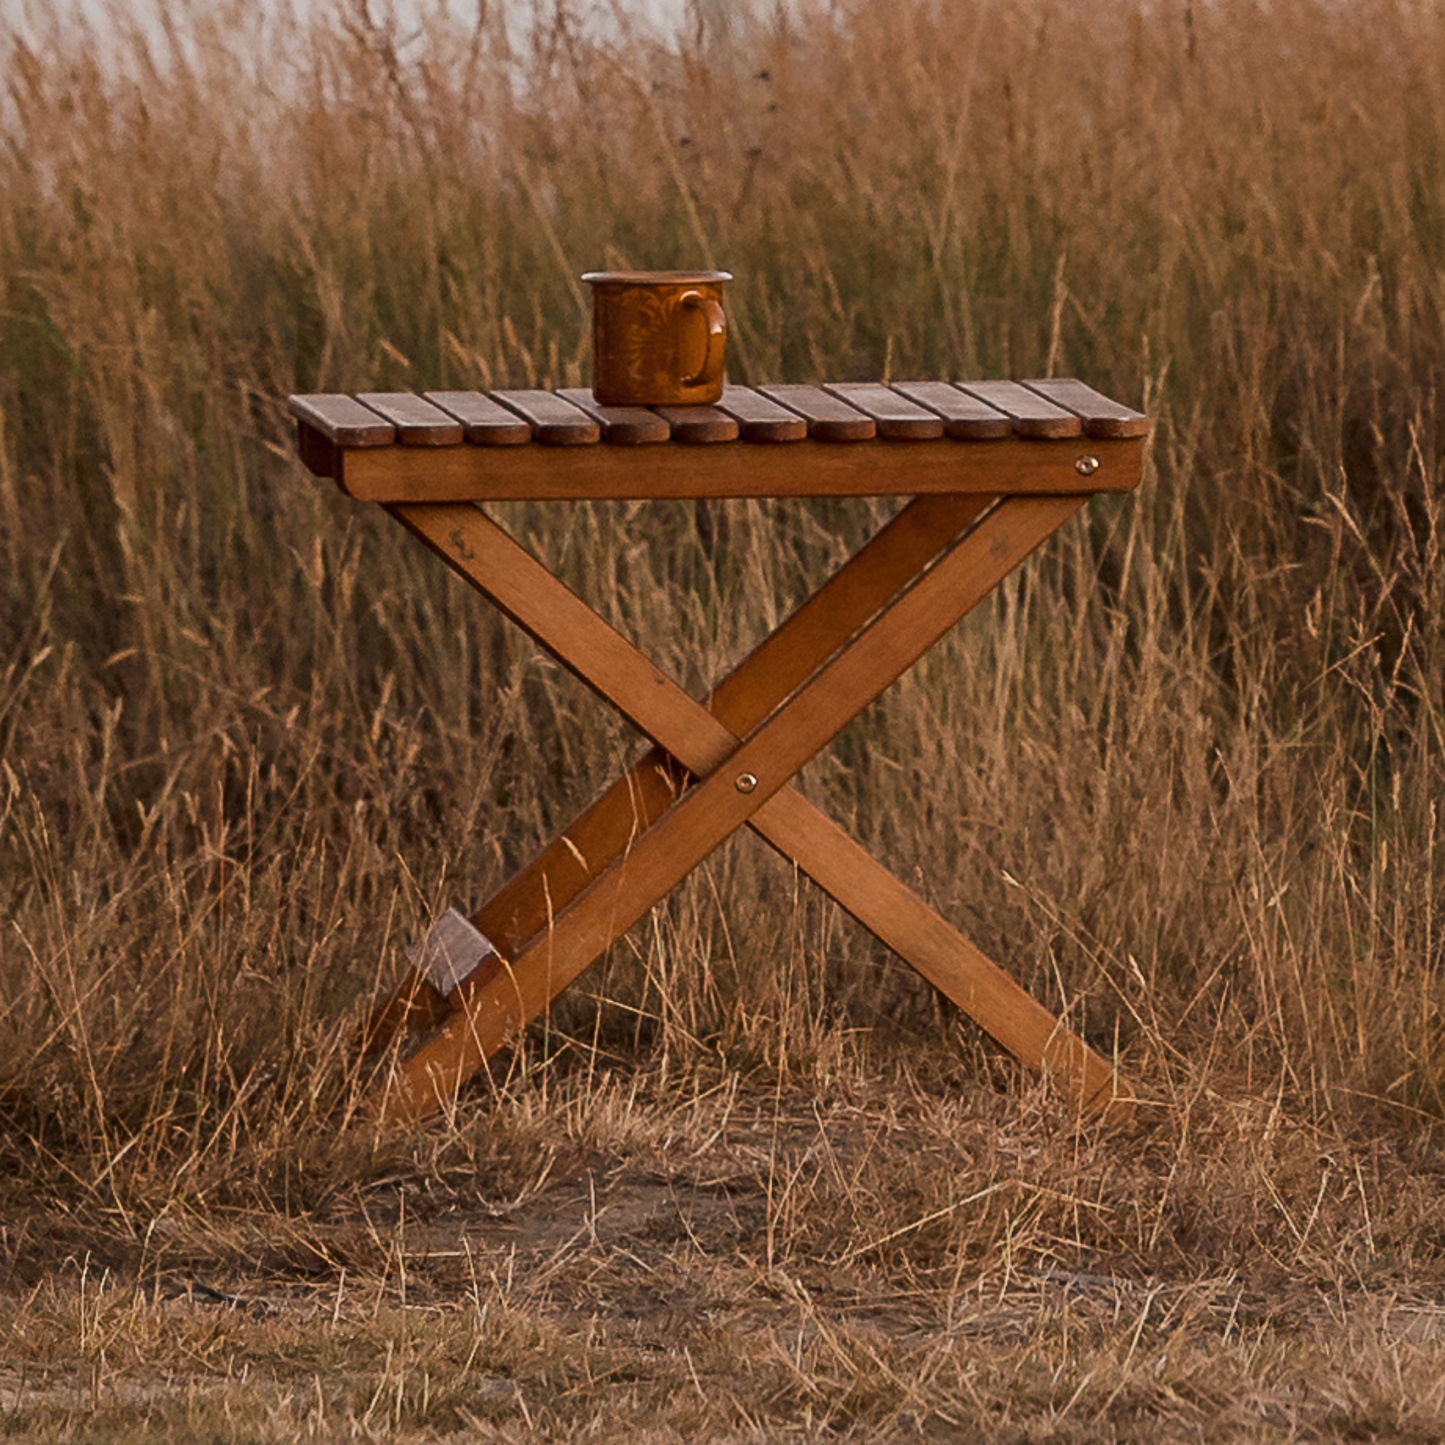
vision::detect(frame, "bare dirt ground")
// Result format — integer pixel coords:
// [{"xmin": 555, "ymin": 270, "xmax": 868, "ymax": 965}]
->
[{"xmin": 5, "ymin": 1064, "xmax": 1445, "ymax": 1443}]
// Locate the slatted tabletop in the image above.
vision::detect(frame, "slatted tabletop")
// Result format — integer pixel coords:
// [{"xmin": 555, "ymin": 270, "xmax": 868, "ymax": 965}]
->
[{"xmin": 290, "ymin": 380, "xmax": 1147, "ymax": 502}]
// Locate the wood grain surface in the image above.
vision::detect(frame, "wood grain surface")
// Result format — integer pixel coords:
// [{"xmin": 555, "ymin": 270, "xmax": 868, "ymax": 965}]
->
[
  {"xmin": 1022, "ymin": 378, "xmax": 1150, "ymax": 438},
  {"xmin": 715, "ymin": 384, "xmax": 809, "ymax": 442},
  {"xmin": 890, "ymin": 382, "xmax": 1015, "ymax": 439},
  {"xmin": 424, "ymin": 390, "xmax": 534, "ymax": 445},
  {"xmin": 757, "ymin": 385, "xmax": 876, "ymax": 441},
  {"xmin": 491, "ymin": 389, "xmax": 601, "ymax": 445},
  {"xmin": 650, "ymin": 404, "xmax": 741, "ymax": 444},
  {"xmin": 287, "ymin": 394, "xmax": 394, "ymax": 446},
  {"xmin": 954, "ymin": 380, "xmax": 1083, "ymax": 438},
  {"xmin": 557, "ymin": 388, "xmax": 673, "ymax": 444},
  {"xmin": 336, "ymin": 434, "xmax": 1143, "ymax": 501},
  {"xmin": 824, "ymin": 383, "xmax": 946, "ymax": 439},
  {"xmin": 354, "ymin": 392, "xmax": 465, "ymax": 446}
]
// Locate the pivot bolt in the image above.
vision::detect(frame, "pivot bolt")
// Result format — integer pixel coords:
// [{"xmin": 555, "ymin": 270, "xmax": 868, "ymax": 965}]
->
[
  {"xmin": 1075, "ymin": 455, "xmax": 1101, "ymax": 477},
  {"xmin": 735, "ymin": 772, "xmax": 758, "ymax": 794}
]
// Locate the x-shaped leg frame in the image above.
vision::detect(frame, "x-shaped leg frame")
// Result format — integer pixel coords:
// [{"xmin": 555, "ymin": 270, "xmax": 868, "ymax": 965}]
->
[{"xmin": 360, "ymin": 493, "xmax": 1133, "ymax": 1124}]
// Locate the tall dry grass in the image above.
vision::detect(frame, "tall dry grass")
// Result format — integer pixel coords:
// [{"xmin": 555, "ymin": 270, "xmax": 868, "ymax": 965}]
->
[{"xmin": 0, "ymin": 0, "xmax": 1443, "ymax": 1215}]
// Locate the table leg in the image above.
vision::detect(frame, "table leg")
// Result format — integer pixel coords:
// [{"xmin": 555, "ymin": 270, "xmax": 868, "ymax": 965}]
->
[{"xmin": 370, "ymin": 496, "xmax": 1130, "ymax": 1121}]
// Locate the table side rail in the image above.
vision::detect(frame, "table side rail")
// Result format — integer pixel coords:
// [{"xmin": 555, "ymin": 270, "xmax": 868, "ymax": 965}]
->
[{"xmin": 331, "ymin": 433, "xmax": 1141, "ymax": 499}]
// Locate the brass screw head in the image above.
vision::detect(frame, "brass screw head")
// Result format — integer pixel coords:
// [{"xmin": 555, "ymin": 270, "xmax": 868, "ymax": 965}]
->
[{"xmin": 1075, "ymin": 455, "xmax": 1101, "ymax": 477}]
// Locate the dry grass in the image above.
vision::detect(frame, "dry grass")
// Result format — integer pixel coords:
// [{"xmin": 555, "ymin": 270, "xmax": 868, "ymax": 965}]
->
[{"xmin": 2, "ymin": 0, "xmax": 1445, "ymax": 1437}]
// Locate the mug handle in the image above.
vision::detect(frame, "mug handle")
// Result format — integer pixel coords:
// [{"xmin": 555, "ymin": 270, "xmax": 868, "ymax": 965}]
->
[{"xmin": 679, "ymin": 291, "xmax": 727, "ymax": 390}]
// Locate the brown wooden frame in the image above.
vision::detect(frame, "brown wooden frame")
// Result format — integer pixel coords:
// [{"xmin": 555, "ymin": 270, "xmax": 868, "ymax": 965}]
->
[{"xmin": 287, "ymin": 382, "xmax": 1145, "ymax": 1125}]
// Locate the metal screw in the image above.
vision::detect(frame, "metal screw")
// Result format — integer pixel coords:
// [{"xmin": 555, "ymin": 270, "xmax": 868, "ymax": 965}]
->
[
  {"xmin": 735, "ymin": 772, "xmax": 758, "ymax": 794},
  {"xmin": 1075, "ymin": 455, "xmax": 1101, "ymax": 477}
]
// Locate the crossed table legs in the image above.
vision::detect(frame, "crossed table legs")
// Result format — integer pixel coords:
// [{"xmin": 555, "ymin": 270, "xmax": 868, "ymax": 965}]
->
[{"xmin": 359, "ymin": 492, "xmax": 1133, "ymax": 1124}]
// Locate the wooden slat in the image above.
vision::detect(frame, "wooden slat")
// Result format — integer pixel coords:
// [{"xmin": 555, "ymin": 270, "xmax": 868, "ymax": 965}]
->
[
  {"xmin": 891, "ymin": 381, "xmax": 1014, "ymax": 439},
  {"xmin": 715, "ymin": 384, "xmax": 809, "ymax": 442},
  {"xmin": 823, "ymin": 383, "xmax": 946, "ymax": 440},
  {"xmin": 287, "ymin": 394, "xmax": 394, "ymax": 446},
  {"xmin": 490, "ymin": 390, "xmax": 601, "ymax": 445},
  {"xmin": 1021, "ymin": 379, "xmax": 1149, "ymax": 439},
  {"xmin": 954, "ymin": 381, "xmax": 1082, "ymax": 439},
  {"xmin": 650, "ymin": 405, "xmax": 740, "ymax": 444},
  {"xmin": 556, "ymin": 388, "xmax": 672, "ymax": 445},
  {"xmin": 354, "ymin": 392, "xmax": 464, "ymax": 446},
  {"xmin": 424, "ymin": 391, "xmax": 533, "ymax": 446},
  {"xmin": 757, "ymin": 385, "xmax": 876, "ymax": 441},
  {"xmin": 337, "ymin": 434, "xmax": 1144, "ymax": 502}
]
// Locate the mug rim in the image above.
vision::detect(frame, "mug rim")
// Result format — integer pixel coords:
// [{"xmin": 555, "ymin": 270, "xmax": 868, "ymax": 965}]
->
[{"xmin": 581, "ymin": 270, "xmax": 732, "ymax": 285}]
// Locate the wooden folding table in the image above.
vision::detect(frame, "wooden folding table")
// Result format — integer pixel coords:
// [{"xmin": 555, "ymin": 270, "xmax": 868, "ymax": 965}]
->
[{"xmin": 288, "ymin": 379, "xmax": 1147, "ymax": 1125}]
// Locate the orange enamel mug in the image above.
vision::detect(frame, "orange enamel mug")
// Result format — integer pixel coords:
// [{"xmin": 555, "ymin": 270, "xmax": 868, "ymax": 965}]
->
[{"xmin": 582, "ymin": 270, "xmax": 731, "ymax": 406}]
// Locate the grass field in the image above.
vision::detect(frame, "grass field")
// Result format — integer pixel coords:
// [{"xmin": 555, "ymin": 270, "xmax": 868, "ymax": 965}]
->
[{"xmin": 2, "ymin": 0, "xmax": 1445, "ymax": 1437}]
